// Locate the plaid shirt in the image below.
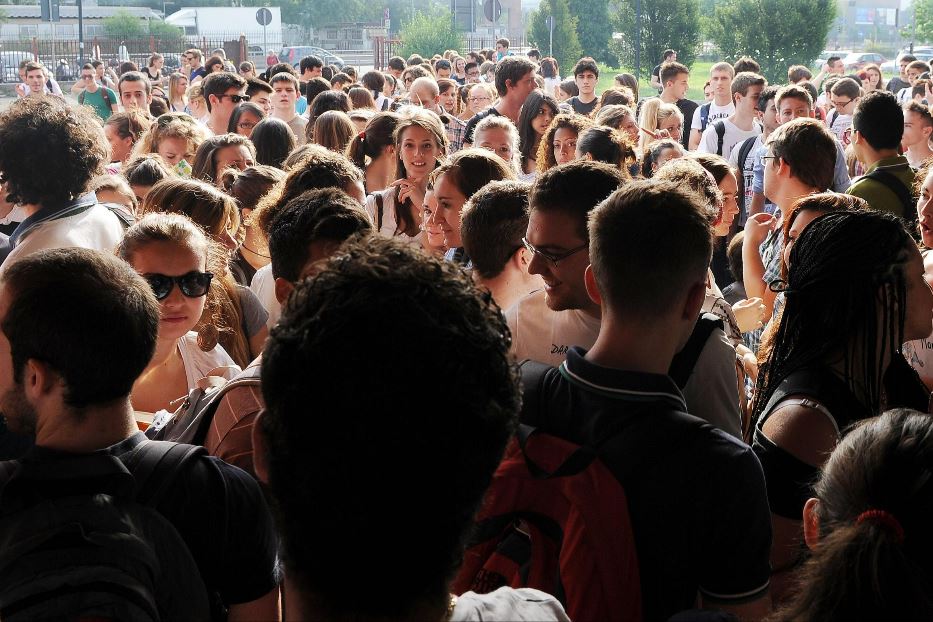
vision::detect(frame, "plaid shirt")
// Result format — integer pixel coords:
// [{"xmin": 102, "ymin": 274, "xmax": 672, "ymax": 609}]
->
[{"xmin": 446, "ymin": 115, "xmax": 467, "ymax": 154}]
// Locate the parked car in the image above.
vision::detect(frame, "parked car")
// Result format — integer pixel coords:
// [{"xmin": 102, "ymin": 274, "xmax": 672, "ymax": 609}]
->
[
  {"xmin": 812, "ymin": 50, "xmax": 851, "ymax": 70},
  {"xmin": 881, "ymin": 51, "xmax": 933, "ymax": 75},
  {"xmin": 278, "ymin": 46, "xmax": 344, "ymax": 70},
  {"xmin": 842, "ymin": 52, "xmax": 886, "ymax": 71},
  {"xmin": 161, "ymin": 53, "xmax": 184, "ymax": 76},
  {"xmin": 0, "ymin": 50, "xmax": 35, "ymax": 83}
]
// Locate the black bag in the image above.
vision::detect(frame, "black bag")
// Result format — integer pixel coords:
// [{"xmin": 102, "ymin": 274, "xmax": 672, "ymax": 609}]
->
[{"xmin": 0, "ymin": 441, "xmax": 211, "ymax": 621}]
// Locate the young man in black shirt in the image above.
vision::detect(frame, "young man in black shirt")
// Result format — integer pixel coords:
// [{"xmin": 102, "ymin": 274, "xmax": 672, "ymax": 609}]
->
[
  {"xmin": 651, "ymin": 49, "xmax": 677, "ymax": 92},
  {"xmin": 568, "ymin": 57, "xmax": 599, "ymax": 116},
  {"xmin": 0, "ymin": 248, "xmax": 280, "ymax": 620},
  {"xmin": 520, "ymin": 180, "xmax": 773, "ymax": 620},
  {"xmin": 463, "ymin": 56, "xmax": 536, "ymax": 146},
  {"xmin": 659, "ymin": 61, "xmax": 698, "ymax": 150}
]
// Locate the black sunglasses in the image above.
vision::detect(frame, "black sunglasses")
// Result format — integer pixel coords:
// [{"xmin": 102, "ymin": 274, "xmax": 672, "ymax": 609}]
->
[
  {"xmin": 220, "ymin": 94, "xmax": 250, "ymax": 103},
  {"xmin": 144, "ymin": 271, "xmax": 213, "ymax": 301}
]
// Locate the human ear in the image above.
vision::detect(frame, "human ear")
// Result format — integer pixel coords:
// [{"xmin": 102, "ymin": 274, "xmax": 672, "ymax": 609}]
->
[
  {"xmin": 803, "ymin": 497, "xmax": 821, "ymax": 550},
  {"xmin": 251, "ymin": 409, "xmax": 270, "ymax": 484},
  {"xmin": 584, "ymin": 264, "xmax": 602, "ymax": 307}
]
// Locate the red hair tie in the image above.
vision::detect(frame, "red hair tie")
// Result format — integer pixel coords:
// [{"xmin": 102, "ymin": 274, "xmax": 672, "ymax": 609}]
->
[
  {"xmin": 358, "ymin": 131, "xmax": 366, "ymax": 141},
  {"xmin": 856, "ymin": 509, "xmax": 905, "ymax": 543}
]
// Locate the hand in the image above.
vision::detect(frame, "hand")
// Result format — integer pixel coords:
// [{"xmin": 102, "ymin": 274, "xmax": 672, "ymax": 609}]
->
[
  {"xmin": 822, "ymin": 62, "xmax": 831, "ymax": 74},
  {"xmin": 656, "ymin": 129, "xmax": 671, "ymax": 139},
  {"xmin": 733, "ymin": 297, "xmax": 766, "ymax": 333},
  {"xmin": 391, "ymin": 176, "xmax": 427, "ymax": 207},
  {"xmin": 742, "ymin": 350, "xmax": 759, "ymax": 384},
  {"xmin": 744, "ymin": 212, "xmax": 777, "ymax": 245}
]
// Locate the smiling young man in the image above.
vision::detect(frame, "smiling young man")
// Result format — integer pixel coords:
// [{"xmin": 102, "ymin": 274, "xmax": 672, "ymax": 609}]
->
[
  {"xmin": 463, "ymin": 56, "xmax": 536, "ymax": 146},
  {"xmin": 689, "ymin": 62, "xmax": 735, "ymax": 150},
  {"xmin": 568, "ymin": 57, "xmax": 600, "ymax": 116},
  {"xmin": 201, "ymin": 71, "xmax": 248, "ymax": 135},
  {"xmin": 270, "ymin": 72, "xmax": 307, "ymax": 146},
  {"xmin": 826, "ymin": 77, "xmax": 860, "ymax": 143},
  {"xmin": 659, "ymin": 61, "xmax": 698, "ymax": 150},
  {"xmin": 118, "ymin": 71, "xmax": 152, "ymax": 114}
]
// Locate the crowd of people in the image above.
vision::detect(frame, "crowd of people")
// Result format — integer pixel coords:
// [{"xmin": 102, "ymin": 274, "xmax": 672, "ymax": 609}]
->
[{"xmin": 0, "ymin": 36, "xmax": 932, "ymax": 621}]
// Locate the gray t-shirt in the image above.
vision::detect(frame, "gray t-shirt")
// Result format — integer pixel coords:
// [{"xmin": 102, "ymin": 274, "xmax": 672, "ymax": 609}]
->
[
  {"xmin": 451, "ymin": 587, "xmax": 569, "ymax": 621},
  {"xmin": 236, "ymin": 285, "xmax": 269, "ymax": 338}
]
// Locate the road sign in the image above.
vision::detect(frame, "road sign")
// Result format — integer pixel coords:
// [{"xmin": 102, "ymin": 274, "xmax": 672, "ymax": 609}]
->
[
  {"xmin": 256, "ymin": 7, "xmax": 273, "ymax": 26},
  {"xmin": 483, "ymin": 0, "xmax": 501, "ymax": 22}
]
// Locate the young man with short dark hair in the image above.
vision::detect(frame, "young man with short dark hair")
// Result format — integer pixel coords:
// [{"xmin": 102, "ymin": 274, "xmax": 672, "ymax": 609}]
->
[
  {"xmin": 118, "ymin": 71, "xmax": 152, "ymax": 112},
  {"xmin": 827, "ymin": 77, "xmax": 860, "ymax": 143},
  {"xmin": 698, "ymin": 71, "xmax": 765, "ymax": 160},
  {"xmin": 527, "ymin": 48, "xmax": 541, "ymax": 62},
  {"xmin": 495, "ymin": 37, "xmax": 511, "ymax": 61},
  {"xmin": 246, "ymin": 77, "xmax": 274, "ymax": 115},
  {"xmin": 888, "ymin": 54, "xmax": 916, "ymax": 93},
  {"xmin": 270, "ymin": 72, "xmax": 307, "ymax": 146},
  {"xmin": 464, "ymin": 61, "xmax": 481, "ymax": 84},
  {"xmin": 848, "ymin": 90, "xmax": 916, "ymax": 220},
  {"xmin": 434, "ymin": 58, "xmax": 452, "ymax": 79},
  {"xmin": 0, "ymin": 248, "xmax": 281, "ymax": 619},
  {"xmin": 568, "ymin": 57, "xmax": 599, "ymax": 116},
  {"xmin": 651, "ymin": 48, "xmax": 677, "ymax": 91},
  {"xmin": 658, "ymin": 61, "xmax": 698, "ymax": 150},
  {"xmin": 689, "ymin": 62, "xmax": 735, "ymax": 150},
  {"xmin": 461, "ymin": 180, "xmax": 540, "ymax": 311},
  {"xmin": 519, "ymin": 179, "xmax": 772, "ymax": 621},
  {"xmin": 903, "ymin": 100, "xmax": 933, "ymax": 167},
  {"xmin": 730, "ymin": 85, "xmax": 779, "ymax": 223},
  {"xmin": 74, "ymin": 62, "xmax": 118, "ymax": 121},
  {"xmin": 387, "ymin": 56, "xmax": 406, "ymax": 79},
  {"xmin": 733, "ymin": 56, "xmax": 760, "ymax": 74},
  {"xmin": 186, "ymin": 48, "xmax": 206, "ymax": 83},
  {"xmin": 255, "ymin": 234, "xmax": 568, "ymax": 621},
  {"xmin": 786, "ymin": 65, "xmax": 812, "ymax": 84},
  {"xmin": 463, "ymin": 56, "xmax": 536, "ymax": 146},
  {"xmin": 201, "ymin": 71, "xmax": 248, "ymax": 135},
  {"xmin": 299, "ymin": 55, "xmax": 323, "ymax": 82}
]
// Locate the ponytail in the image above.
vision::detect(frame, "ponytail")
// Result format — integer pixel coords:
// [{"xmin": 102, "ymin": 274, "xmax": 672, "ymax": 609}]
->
[{"xmin": 345, "ymin": 111, "xmax": 400, "ymax": 171}]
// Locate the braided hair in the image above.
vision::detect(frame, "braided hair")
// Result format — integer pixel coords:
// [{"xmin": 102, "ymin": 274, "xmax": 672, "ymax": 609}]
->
[{"xmin": 752, "ymin": 210, "xmax": 922, "ymax": 426}]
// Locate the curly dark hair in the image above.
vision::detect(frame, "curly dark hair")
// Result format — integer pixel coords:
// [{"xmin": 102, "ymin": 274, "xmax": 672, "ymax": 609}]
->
[
  {"xmin": 0, "ymin": 97, "xmax": 109, "ymax": 206},
  {"xmin": 260, "ymin": 234, "xmax": 520, "ymax": 619}
]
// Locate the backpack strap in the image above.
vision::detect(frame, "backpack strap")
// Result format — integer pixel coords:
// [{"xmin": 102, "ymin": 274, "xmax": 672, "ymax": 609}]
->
[
  {"xmin": 736, "ymin": 136, "xmax": 757, "ymax": 214},
  {"xmin": 714, "ymin": 120, "xmax": 726, "ymax": 156},
  {"xmin": 189, "ymin": 365, "xmax": 263, "ymax": 447},
  {"xmin": 668, "ymin": 313, "xmax": 724, "ymax": 389},
  {"xmin": 102, "ymin": 87, "xmax": 111, "ymax": 107},
  {"xmin": 829, "ymin": 110, "xmax": 838, "ymax": 128},
  {"xmin": 123, "ymin": 440, "xmax": 206, "ymax": 508},
  {"xmin": 699, "ymin": 102, "xmax": 711, "ymax": 132},
  {"xmin": 863, "ymin": 167, "xmax": 916, "ymax": 219}
]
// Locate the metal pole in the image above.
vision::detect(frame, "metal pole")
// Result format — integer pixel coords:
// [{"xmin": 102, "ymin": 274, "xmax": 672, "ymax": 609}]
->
[
  {"xmin": 635, "ymin": 0, "xmax": 641, "ymax": 80},
  {"xmin": 548, "ymin": 16, "xmax": 553, "ymax": 58},
  {"xmin": 263, "ymin": 23, "xmax": 267, "ymax": 61},
  {"xmin": 78, "ymin": 0, "xmax": 84, "ymax": 65}
]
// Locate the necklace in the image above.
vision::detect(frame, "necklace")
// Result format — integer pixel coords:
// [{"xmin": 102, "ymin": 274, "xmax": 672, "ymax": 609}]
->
[
  {"xmin": 241, "ymin": 243, "xmax": 270, "ymax": 259},
  {"xmin": 444, "ymin": 594, "xmax": 458, "ymax": 620}
]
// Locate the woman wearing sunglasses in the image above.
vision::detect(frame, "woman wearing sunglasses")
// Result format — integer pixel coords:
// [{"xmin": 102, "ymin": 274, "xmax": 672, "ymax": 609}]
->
[{"xmin": 119, "ymin": 213, "xmax": 241, "ymax": 415}]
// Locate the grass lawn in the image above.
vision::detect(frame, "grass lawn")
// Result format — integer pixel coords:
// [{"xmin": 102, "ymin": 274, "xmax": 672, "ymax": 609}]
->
[{"xmin": 598, "ymin": 61, "xmax": 715, "ymax": 102}]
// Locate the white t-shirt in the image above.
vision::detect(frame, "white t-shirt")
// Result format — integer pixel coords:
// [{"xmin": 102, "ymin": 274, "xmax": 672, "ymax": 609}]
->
[
  {"xmin": 250, "ymin": 263, "xmax": 281, "ymax": 329},
  {"xmin": 1, "ymin": 203, "xmax": 124, "ymax": 275},
  {"xmin": 543, "ymin": 76, "xmax": 561, "ymax": 99},
  {"xmin": 505, "ymin": 288, "xmax": 742, "ymax": 438},
  {"xmin": 691, "ymin": 100, "xmax": 735, "ymax": 131},
  {"xmin": 364, "ymin": 189, "xmax": 424, "ymax": 246},
  {"xmin": 451, "ymin": 587, "xmax": 570, "ymax": 621},
  {"xmin": 698, "ymin": 118, "xmax": 760, "ymax": 161},
  {"xmin": 826, "ymin": 110, "xmax": 852, "ymax": 144},
  {"xmin": 176, "ymin": 331, "xmax": 240, "ymax": 390}
]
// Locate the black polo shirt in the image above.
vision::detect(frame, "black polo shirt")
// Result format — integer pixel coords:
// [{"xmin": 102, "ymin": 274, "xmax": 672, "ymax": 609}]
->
[
  {"xmin": 463, "ymin": 106, "xmax": 503, "ymax": 145},
  {"xmin": 14, "ymin": 432, "xmax": 279, "ymax": 609},
  {"xmin": 521, "ymin": 348, "xmax": 771, "ymax": 620}
]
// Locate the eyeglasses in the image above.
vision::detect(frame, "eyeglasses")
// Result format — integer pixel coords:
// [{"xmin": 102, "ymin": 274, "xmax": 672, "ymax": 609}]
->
[
  {"xmin": 220, "ymin": 94, "xmax": 249, "ymax": 103},
  {"xmin": 521, "ymin": 237, "xmax": 588, "ymax": 266},
  {"xmin": 144, "ymin": 271, "xmax": 213, "ymax": 301},
  {"xmin": 81, "ymin": 75, "xmax": 94, "ymax": 80},
  {"xmin": 469, "ymin": 96, "xmax": 491, "ymax": 102},
  {"xmin": 831, "ymin": 98, "xmax": 853, "ymax": 108},
  {"xmin": 467, "ymin": 71, "xmax": 480, "ymax": 77},
  {"xmin": 237, "ymin": 121, "xmax": 257, "ymax": 130},
  {"xmin": 760, "ymin": 154, "xmax": 779, "ymax": 166}
]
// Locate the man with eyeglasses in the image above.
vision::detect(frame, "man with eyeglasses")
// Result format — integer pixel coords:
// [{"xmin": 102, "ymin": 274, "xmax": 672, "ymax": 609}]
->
[
  {"xmin": 201, "ymin": 71, "xmax": 248, "ymax": 135},
  {"xmin": 463, "ymin": 56, "xmax": 536, "ymax": 147},
  {"xmin": 504, "ymin": 161, "xmax": 623, "ymax": 364},
  {"xmin": 186, "ymin": 48, "xmax": 207, "ymax": 83},
  {"xmin": 827, "ymin": 77, "xmax": 860, "ymax": 144},
  {"xmin": 464, "ymin": 61, "xmax": 481, "ymax": 84},
  {"xmin": 73, "ymin": 63, "xmax": 118, "ymax": 121}
]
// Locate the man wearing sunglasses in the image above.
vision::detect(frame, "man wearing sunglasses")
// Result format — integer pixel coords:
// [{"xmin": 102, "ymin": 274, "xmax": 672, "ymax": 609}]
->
[
  {"xmin": 201, "ymin": 71, "xmax": 248, "ymax": 136},
  {"xmin": 73, "ymin": 63, "xmax": 118, "ymax": 121}
]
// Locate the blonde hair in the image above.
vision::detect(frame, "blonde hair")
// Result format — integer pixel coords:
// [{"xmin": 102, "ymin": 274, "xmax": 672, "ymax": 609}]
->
[
  {"xmin": 637, "ymin": 98, "xmax": 683, "ymax": 153},
  {"xmin": 117, "ymin": 212, "xmax": 242, "ymax": 360},
  {"xmin": 473, "ymin": 114, "xmax": 521, "ymax": 173}
]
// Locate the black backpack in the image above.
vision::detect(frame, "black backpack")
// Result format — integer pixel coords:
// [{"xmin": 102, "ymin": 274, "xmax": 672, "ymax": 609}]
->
[
  {"xmin": 712, "ymin": 120, "xmax": 727, "ymax": 156},
  {"xmin": 0, "ymin": 441, "xmax": 211, "ymax": 621}
]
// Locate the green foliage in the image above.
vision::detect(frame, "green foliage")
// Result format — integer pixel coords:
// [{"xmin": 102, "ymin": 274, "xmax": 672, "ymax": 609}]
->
[
  {"xmin": 103, "ymin": 9, "xmax": 146, "ymax": 39},
  {"xmin": 567, "ymin": 0, "xmax": 613, "ymax": 64},
  {"xmin": 148, "ymin": 19, "xmax": 184, "ymax": 40},
  {"xmin": 398, "ymin": 5, "xmax": 461, "ymax": 59},
  {"xmin": 528, "ymin": 0, "xmax": 583, "ymax": 77},
  {"xmin": 915, "ymin": 0, "xmax": 933, "ymax": 44},
  {"xmin": 609, "ymin": 0, "xmax": 701, "ymax": 78},
  {"xmin": 707, "ymin": 0, "xmax": 835, "ymax": 83}
]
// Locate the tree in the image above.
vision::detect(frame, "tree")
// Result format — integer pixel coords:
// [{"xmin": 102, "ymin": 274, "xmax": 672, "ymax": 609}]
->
[
  {"xmin": 707, "ymin": 0, "xmax": 834, "ymax": 83},
  {"xmin": 914, "ymin": 0, "xmax": 933, "ymax": 44},
  {"xmin": 148, "ymin": 19, "xmax": 184, "ymax": 41},
  {"xmin": 103, "ymin": 9, "xmax": 146, "ymax": 39},
  {"xmin": 610, "ymin": 0, "xmax": 701, "ymax": 78},
  {"xmin": 398, "ymin": 5, "xmax": 461, "ymax": 59},
  {"xmin": 528, "ymin": 0, "xmax": 583, "ymax": 78},
  {"xmin": 567, "ymin": 0, "xmax": 613, "ymax": 64}
]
